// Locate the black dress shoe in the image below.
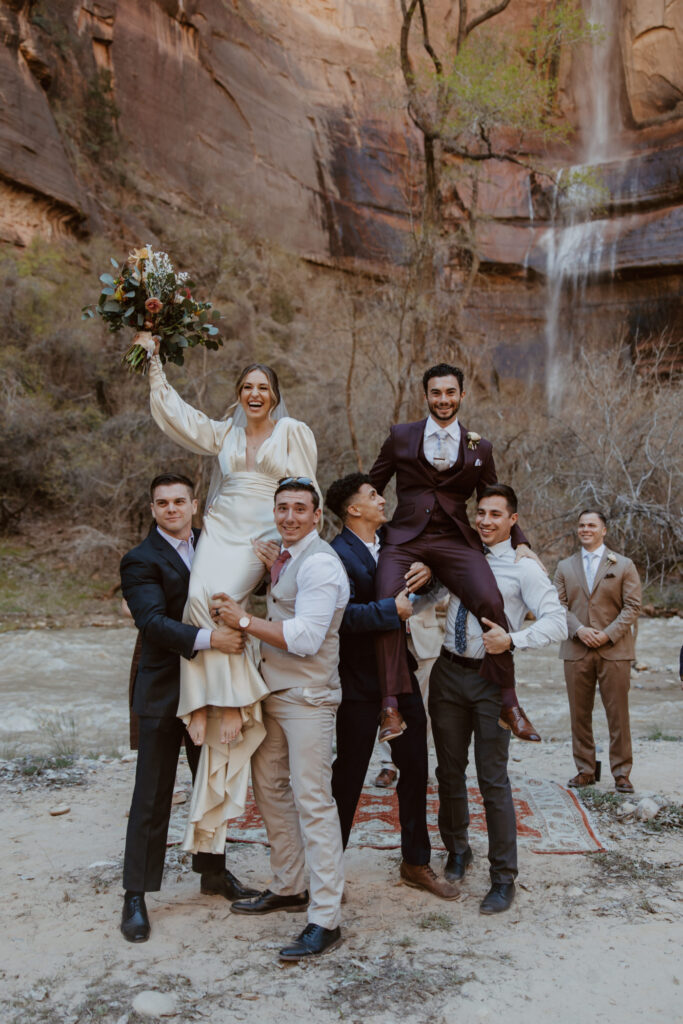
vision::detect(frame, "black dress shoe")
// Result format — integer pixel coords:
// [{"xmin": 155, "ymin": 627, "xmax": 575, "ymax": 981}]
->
[
  {"xmin": 121, "ymin": 892, "xmax": 150, "ymax": 942},
  {"xmin": 279, "ymin": 923, "xmax": 342, "ymax": 961},
  {"xmin": 200, "ymin": 869, "xmax": 259, "ymax": 901},
  {"xmin": 230, "ymin": 888, "xmax": 309, "ymax": 915},
  {"xmin": 444, "ymin": 848, "xmax": 473, "ymax": 884},
  {"xmin": 479, "ymin": 882, "xmax": 515, "ymax": 915}
]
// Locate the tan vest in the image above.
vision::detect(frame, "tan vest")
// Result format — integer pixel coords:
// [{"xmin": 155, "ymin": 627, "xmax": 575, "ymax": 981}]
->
[{"xmin": 260, "ymin": 534, "xmax": 345, "ymax": 693}]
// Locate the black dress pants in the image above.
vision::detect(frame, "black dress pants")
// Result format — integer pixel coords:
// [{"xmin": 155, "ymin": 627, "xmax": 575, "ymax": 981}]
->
[
  {"xmin": 332, "ymin": 688, "xmax": 431, "ymax": 866},
  {"xmin": 429, "ymin": 655, "xmax": 517, "ymax": 884},
  {"xmin": 123, "ymin": 715, "xmax": 223, "ymax": 892}
]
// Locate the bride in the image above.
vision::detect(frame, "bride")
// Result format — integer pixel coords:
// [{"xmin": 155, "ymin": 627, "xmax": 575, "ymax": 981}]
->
[{"xmin": 138, "ymin": 333, "xmax": 320, "ymax": 854}]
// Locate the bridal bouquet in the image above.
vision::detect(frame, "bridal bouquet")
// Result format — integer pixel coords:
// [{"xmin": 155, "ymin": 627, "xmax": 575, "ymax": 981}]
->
[{"xmin": 83, "ymin": 245, "xmax": 223, "ymax": 373}]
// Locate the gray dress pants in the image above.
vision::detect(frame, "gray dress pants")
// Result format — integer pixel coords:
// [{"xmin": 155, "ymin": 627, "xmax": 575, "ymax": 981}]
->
[{"xmin": 429, "ymin": 654, "xmax": 517, "ymax": 884}]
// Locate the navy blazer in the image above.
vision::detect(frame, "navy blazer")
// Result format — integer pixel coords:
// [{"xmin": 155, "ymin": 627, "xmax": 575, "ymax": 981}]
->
[
  {"xmin": 331, "ymin": 526, "xmax": 401, "ymax": 702},
  {"xmin": 120, "ymin": 526, "xmax": 200, "ymax": 718}
]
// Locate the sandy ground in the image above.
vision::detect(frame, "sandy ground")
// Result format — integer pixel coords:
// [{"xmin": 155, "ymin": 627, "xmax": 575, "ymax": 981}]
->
[{"xmin": 1, "ymin": 620, "xmax": 682, "ymax": 1023}]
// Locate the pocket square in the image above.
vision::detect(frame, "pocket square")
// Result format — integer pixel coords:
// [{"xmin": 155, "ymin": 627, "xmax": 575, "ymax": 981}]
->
[
  {"xmin": 605, "ymin": 572, "xmax": 616, "ymax": 578},
  {"xmin": 474, "ymin": 458, "xmax": 482, "ymax": 466}
]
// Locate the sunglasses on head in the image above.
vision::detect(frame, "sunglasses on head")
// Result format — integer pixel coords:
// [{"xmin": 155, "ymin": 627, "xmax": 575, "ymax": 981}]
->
[{"xmin": 278, "ymin": 476, "xmax": 313, "ymax": 487}]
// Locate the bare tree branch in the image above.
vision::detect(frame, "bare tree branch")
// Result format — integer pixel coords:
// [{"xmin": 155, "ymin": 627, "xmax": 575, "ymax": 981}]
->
[{"xmin": 466, "ymin": 0, "xmax": 512, "ymax": 37}]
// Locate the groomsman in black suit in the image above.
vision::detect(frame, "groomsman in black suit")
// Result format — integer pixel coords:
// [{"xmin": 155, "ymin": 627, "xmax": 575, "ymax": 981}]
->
[
  {"xmin": 119, "ymin": 473, "xmax": 256, "ymax": 942},
  {"xmin": 326, "ymin": 473, "xmax": 459, "ymax": 899}
]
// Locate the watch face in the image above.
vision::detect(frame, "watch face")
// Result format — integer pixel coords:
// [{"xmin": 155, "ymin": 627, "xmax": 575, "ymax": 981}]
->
[{"xmin": 239, "ymin": 616, "xmax": 250, "ymax": 629}]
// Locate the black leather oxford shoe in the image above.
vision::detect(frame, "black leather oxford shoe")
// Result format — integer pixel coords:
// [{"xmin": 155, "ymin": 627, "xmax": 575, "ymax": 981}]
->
[
  {"xmin": 444, "ymin": 847, "xmax": 473, "ymax": 884},
  {"xmin": 479, "ymin": 882, "xmax": 515, "ymax": 915},
  {"xmin": 279, "ymin": 923, "xmax": 342, "ymax": 961},
  {"xmin": 121, "ymin": 892, "xmax": 150, "ymax": 942},
  {"xmin": 230, "ymin": 888, "xmax": 309, "ymax": 915},
  {"xmin": 200, "ymin": 869, "xmax": 259, "ymax": 901}
]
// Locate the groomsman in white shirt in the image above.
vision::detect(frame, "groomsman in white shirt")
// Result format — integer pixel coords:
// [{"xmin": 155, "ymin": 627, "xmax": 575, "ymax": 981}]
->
[
  {"xmin": 211, "ymin": 477, "xmax": 349, "ymax": 961},
  {"xmin": 429, "ymin": 485, "xmax": 567, "ymax": 915}
]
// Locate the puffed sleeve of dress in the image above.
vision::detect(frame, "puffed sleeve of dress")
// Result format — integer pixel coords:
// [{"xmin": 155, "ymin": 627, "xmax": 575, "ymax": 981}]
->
[
  {"xmin": 281, "ymin": 417, "xmax": 323, "ymax": 506},
  {"xmin": 148, "ymin": 355, "xmax": 232, "ymax": 455}
]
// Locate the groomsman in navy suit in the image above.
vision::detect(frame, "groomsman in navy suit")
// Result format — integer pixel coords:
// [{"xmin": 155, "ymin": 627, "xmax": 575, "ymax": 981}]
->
[{"xmin": 326, "ymin": 473, "xmax": 459, "ymax": 899}]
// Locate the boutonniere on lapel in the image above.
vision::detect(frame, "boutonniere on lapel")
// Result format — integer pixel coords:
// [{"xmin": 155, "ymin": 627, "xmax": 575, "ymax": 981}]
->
[
  {"xmin": 466, "ymin": 431, "xmax": 481, "ymax": 450},
  {"xmin": 604, "ymin": 551, "xmax": 617, "ymax": 576}
]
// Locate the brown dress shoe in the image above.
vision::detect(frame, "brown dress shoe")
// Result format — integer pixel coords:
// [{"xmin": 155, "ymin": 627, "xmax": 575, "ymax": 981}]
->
[
  {"xmin": 400, "ymin": 861, "xmax": 460, "ymax": 900},
  {"xmin": 498, "ymin": 705, "xmax": 541, "ymax": 742},
  {"xmin": 615, "ymin": 775, "xmax": 634, "ymax": 793},
  {"xmin": 374, "ymin": 767, "xmax": 398, "ymax": 788},
  {"xmin": 567, "ymin": 772, "xmax": 596, "ymax": 788},
  {"xmin": 378, "ymin": 708, "xmax": 406, "ymax": 743}
]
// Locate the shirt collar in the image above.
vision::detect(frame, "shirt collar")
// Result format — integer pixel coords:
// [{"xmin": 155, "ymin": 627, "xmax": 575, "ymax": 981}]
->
[
  {"xmin": 282, "ymin": 528, "xmax": 318, "ymax": 559},
  {"xmin": 425, "ymin": 415, "xmax": 459, "ymax": 439},
  {"xmin": 157, "ymin": 526, "xmax": 194, "ymax": 550},
  {"xmin": 486, "ymin": 538, "xmax": 513, "ymax": 558},
  {"xmin": 583, "ymin": 543, "xmax": 605, "ymax": 561}
]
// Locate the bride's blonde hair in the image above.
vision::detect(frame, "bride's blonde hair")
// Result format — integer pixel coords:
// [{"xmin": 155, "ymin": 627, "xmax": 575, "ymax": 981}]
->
[{"xmin": 235, "ymin": 363, "xmax": 281, "ymax": 414}]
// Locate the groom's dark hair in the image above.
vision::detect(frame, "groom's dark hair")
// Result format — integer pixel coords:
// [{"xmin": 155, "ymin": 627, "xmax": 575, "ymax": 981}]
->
[
  {"xmin": 480, "ymin": 484, "xmax": 518, "ymax": 514},
  {"xmin": 326, "ymin": 473, "xmax": 372, "ymax": 522},
  {"xmin": 150, "ymin": 473, "xmax": 195, "ymax": 499},
  {"xmin": 423, "ymin": 363, "xmax": 464, "ymax": 393}
]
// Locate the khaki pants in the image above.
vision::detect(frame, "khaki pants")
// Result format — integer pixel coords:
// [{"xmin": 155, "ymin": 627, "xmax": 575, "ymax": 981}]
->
[
  {"xmin": 564, "ymin": 653, "xmax": 632, "ymax": 779},
  {"xmin": 251, "ymin": 689, "xmax": 344, "ymax": 930}
]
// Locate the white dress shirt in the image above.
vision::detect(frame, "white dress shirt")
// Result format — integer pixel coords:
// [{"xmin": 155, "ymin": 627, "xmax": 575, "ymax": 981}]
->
[
  {"xmin": 423, "ymin": 416, "xmax": 461, "ymax": 470},
  {"xmin": 278, "ymin": 529, "xmax": 350, "ymax": 657},
  {"xmin": 444, "ymin": 538, "xmax": 567, "ymax": 659},
  {"xmin": 156, "ymin": 527, "xmax": 212, "ymax": 651},
  {"xmin": 582, "ymin": 544, "xmax": 605, "ymax": 591},
  {"xmin": 362, "ymin": 533, "xmax": 381, "ymax": 564}
]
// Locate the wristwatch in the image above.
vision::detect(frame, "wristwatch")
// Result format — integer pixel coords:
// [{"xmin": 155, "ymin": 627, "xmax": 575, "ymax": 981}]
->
[
  {"xmin": 239, "ymin": 615, "xmax": 251, "ymax": 630},
  {"xmin": 508, "ymin": 635, "xmax": 515, "ymax": 651}
]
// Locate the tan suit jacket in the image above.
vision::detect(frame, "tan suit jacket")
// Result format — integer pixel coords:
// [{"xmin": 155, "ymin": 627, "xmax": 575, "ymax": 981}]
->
[{"xmin": 554, "ymin": 549, "xmax": 641, "ymax": 662}]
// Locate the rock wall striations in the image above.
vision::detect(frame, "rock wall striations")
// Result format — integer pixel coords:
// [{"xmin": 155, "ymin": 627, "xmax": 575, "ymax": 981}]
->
[{"xmin": 0, "ymin": 0, "xmax": 681, "ymax": 367}]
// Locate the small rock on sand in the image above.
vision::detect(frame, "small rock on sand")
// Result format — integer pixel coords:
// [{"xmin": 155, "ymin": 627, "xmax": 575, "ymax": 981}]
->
[
  {"xmin": 49, "ymin": 804, "xmax": 70, "ymax": 816},
  {"xmin": 635, "ymin": 797, "xmax": 661, "ymax": 821},
  {"xmin": 132, "ymin": 991, "xmax": 177, "ymax": 1017}
]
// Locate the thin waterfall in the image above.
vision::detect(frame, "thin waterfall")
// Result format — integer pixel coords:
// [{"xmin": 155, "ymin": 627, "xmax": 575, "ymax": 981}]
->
[{"xmin": 541, "ymin": 0, "xmax": 623, "ymax": 402}]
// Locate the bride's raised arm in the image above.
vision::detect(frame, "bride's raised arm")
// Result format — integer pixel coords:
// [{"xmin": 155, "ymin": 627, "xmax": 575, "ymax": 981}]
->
[{"xmin": 148, "ymin": 353, "xmax": 232, "ymax": 456}]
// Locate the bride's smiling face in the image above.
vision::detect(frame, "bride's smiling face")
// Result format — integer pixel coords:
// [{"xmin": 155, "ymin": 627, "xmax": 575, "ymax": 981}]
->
[{"xmin": 239, "ymin": 370, "xmax": 275, "ymax": 420}]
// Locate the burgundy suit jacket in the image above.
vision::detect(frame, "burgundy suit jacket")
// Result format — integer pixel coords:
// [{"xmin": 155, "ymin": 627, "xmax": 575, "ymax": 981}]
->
[{"xmin": 369, "ymin": 419, "xmax": 528, "ymax": 549}]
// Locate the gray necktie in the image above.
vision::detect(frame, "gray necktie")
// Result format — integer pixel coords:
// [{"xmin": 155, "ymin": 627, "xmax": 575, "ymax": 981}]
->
[
  {"xmin": 453, "ymin": 601, "xmax": 468, "ymax": 654},
  {"xmin": 433, "ymin": 430, "xmax": 450, "ymax": 470}
]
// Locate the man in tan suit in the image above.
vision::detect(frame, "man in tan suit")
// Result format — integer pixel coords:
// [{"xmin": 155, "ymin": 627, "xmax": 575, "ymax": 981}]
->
[{"xmin": 554, "ymin": 509, "xmax": 642, "ymax": 794}]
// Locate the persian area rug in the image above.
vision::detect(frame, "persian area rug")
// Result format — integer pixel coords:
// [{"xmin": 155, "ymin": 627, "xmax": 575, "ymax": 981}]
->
[{"xmin": 168, "ymin": 775, "xmax": 607, "ymax": 855}]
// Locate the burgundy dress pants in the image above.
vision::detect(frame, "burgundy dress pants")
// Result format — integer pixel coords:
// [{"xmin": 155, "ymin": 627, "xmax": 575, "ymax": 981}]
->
[{"xmin": 375, "ymin": 530, "xmax": 516, "ymax": 699}]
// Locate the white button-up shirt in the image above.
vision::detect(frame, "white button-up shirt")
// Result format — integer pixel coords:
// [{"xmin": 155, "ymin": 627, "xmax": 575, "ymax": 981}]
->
[
  {"xmin": 423, "ymin": 416, "xmax": 461, "ymax": 470},
  {"xmin": 156, "ymin": 527, "xmax": 212, "ymax": 651},
  {"xmin": 582, "ymin": 543, "xmax": 605, "ymax": 591},
  {"xmin": 444, "ymin": 538, "xmax": 567, "ymax": 658},
  {"xmin": 277, "ymin": 529, "xmax": 350, "ymax": 657}
]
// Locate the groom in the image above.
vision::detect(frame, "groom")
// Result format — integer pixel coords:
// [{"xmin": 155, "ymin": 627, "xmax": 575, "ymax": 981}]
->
[{"xmin": 369, "ymin": 364, "xmax": 540, "ymax": 743}]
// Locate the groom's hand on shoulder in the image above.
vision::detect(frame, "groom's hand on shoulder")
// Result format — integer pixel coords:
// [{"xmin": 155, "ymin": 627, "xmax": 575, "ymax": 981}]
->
[{"xmin": 210, "ymin": 625, "xmax": 246, "ymax": 654}]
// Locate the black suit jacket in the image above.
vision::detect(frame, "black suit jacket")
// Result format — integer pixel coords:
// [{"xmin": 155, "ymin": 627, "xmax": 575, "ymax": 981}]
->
[
  {"xmin": 369, "ymin": 419, "xmax": 528, "ymax": 548},
  {"xmin": 331, "ymin": 527, "xmax": 402, "ymax": 702},
  {"xmin": 120, "ymin": 526, "xmax": 201, "ymax": 719}
]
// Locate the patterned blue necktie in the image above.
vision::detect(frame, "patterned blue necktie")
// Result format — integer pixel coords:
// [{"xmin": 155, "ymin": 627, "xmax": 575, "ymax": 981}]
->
[{"xmin": 453, "ymin": 601, "xmax": 468, "ymax": 654}]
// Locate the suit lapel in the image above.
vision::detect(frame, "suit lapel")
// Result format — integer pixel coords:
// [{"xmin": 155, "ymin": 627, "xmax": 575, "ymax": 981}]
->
[
  {"xmin": 412, "ymin": 419, "xmax": 428, "ymax": 461},
  {"xmin": 148, "ymin": 526, "xmax": 191, "ymax": 583},
  {"xmin": 342, "ymin": 526, "xmax": 377, "ymax": 576},
  {"xmin": 574, "ymin": 550, "xmax": 590, "ymax": 597}
]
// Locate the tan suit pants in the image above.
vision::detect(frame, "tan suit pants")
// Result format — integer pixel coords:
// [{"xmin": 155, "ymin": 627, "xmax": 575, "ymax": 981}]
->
[
  {"xmin": 251, "ymin": 689, "xmax": 344, "ymax": 930},
  {"xmin": 564, "ymin": 652, "xmax": 632, "ymax": 779}
]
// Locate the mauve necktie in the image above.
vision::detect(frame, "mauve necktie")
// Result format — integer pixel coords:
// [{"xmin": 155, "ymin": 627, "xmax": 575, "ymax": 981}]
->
[{"xmin": 271, "ymin": 549, "xmax": 291, "ymax": 586}]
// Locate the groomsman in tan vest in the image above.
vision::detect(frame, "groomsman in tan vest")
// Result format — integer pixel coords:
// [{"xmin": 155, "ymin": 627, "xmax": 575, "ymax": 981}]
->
[
  {"xmin": 211, "ymin": 477, "xmax": 348, "ymax": 961},
  {"xmin": 554, "ymin": 509, "xmax": 642, "ymax": 794}
]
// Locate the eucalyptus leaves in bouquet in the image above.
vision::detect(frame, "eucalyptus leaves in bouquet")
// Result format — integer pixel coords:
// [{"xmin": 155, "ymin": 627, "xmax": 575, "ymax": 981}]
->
[{"xmin": 83, "ymin": 245, "xmax": 223, "ymax": 373}]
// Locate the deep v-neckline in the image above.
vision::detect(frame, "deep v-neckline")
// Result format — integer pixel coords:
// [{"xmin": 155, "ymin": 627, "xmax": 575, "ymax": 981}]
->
[{"xmin": 242, "ymin": 419, "xmax": 279, "ymax": 469}]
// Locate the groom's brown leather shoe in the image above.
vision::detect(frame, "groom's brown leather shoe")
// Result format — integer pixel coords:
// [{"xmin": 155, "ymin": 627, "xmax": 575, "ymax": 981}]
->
[
  {"xmin": 498, "ymin": 706, "xmax": 541, "ymax": 742},
  {"xmin": 200, "ymin": 869, "xmax": 259, "ymax": 901},
  {"xmin": 378, "ymin": 708, "xmax": 406, "ymax": 743},
  {"xmin": 230, "ymin": 888, "xmax": 309, "ymax": 915},
  {"xmin": 400, "ymin": 861, "xmax": 460, "ymax": 900},
  {"xmin": 567, "ymin": 772, "xmax": 596, "ymax": 788}
]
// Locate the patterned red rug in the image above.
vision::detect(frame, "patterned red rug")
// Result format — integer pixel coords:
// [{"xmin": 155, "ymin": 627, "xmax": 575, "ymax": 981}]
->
[{"xmin": 213, "ymin": 776, "xmax": 606, "ymax": 856}]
